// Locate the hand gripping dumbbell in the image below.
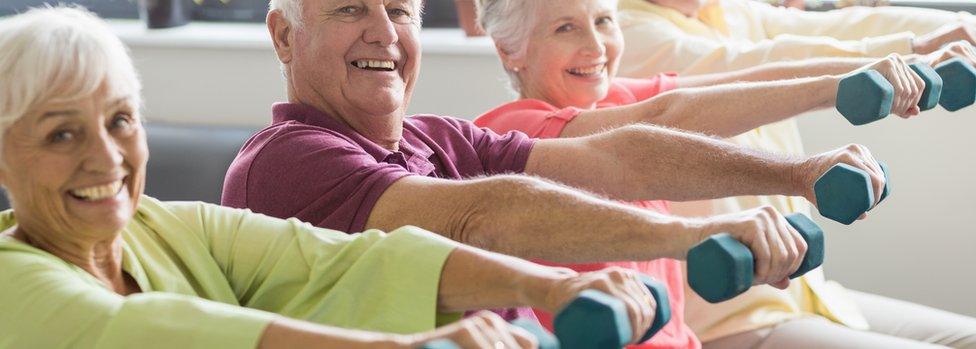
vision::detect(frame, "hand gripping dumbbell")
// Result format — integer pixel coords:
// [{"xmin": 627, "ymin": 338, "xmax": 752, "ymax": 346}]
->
[
  {"xmin": 934, "ymin": 58, "xmax": 976, "ymax": 111},
  {"xmin": 687, "ymin": 213, "xmax": 824, "ymax": 303},
  {"xmin": 554, "ymin": 274, "xmax": 670, "ymax": 349},
  {"xmin": 814, "ymin": 161, "xmax": 890, "ymax": 225},
  {"xmin": 836, "ymin": 63, "xmax": 943, "ymax": 125},
  {"xmin": 421, "ymin": 275, "xmax": 672, "ymax": 349}
]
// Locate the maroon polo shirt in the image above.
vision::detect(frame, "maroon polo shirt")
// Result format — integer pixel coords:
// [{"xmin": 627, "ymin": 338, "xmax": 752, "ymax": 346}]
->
[
  {"xmin": 222, "ymin": 103, "xmax": 536, "ymax": 233},
  {"xmin": 222, "ymin": 102, "xmax": 538, "ymax": 321}
]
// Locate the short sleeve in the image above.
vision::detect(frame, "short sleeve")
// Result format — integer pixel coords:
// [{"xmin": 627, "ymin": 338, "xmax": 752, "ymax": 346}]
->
[
  {"xmin": 611, "ymin": 74, "xmax": 680, "ymax": 102},
  {"xmin": 0, "ymin": 246, "xmax": 275, "ymax": 349},
  {"xmin": 414, "ymin": 116, "xmax": 537, "ymax": 175},
  {"xmin": 474, "ymin": 99, "xmax": 583, "ymax": 138},
  {"xmin": 232, "ymin": 128, "xmax": 411, "ymax": 233}
]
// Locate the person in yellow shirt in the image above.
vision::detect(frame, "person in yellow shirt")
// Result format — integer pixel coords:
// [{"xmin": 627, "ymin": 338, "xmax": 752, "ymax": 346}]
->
[
  {"xmin": 617, "ymin": 0, "xmax": 976, "ymax": 75},
  {"xmin": 617, "ymin": 0, "xmax": 976, "ymax": 348},
  {"xmin": 0, "ymin": 7, "xmax": 661, "ymax": 349}
]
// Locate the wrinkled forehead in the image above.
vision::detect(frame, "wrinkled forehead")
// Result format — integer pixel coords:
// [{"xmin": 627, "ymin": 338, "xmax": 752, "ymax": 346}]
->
[
  {"xmin": 537, "ymin": 0, "xmax": 619, "ymax": 21},
  {"xmin": 303, "ymin": 0, "xmax": 423, "ymax": 12}
]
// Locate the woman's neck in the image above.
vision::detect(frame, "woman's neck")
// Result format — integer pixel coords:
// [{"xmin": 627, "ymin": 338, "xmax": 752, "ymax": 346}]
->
[{"xmin": 11, "ymin": 225, "xmax": 138, "ymax": 295}]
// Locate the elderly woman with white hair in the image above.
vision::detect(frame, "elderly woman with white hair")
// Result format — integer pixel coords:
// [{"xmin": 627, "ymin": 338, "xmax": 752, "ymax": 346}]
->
[
  {"xmin": 473, "ymin": 0, "xmax": 976, "ymax": 348},
  {"xmin": 0, "ymin": 6, "xmax": 680, "ymax": 349}
]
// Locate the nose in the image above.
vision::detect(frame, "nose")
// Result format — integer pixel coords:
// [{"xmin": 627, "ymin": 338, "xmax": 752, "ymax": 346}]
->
[
  {"xmin": 580, "ymin": 26, "xmax": 607, "ymax": 58},
  {"xmin": 362, "ymin": 7, "xmax": 399, "ymax": 47},
  {"xmin": 82, "ymin": 127, "xmax": 124, "ymax": 174}
]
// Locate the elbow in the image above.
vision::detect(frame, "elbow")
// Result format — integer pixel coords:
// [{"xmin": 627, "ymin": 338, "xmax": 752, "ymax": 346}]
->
[
  {"xmin": 644, "ymin": 91, "xmax": 700, "ymax": 132},
  {"xmin": 455, "ymin": 175, "xmax": 552, "ymax": 257}
]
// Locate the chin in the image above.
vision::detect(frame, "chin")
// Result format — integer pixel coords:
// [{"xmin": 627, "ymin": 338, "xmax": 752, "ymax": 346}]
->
[{"xmin": 355, "ymin": 92, "xmax": 405, "ymax": 116}]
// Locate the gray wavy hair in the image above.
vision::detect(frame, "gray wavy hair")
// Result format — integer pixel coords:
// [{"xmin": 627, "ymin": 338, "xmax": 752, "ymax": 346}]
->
[
  {"xmin": 0, "ymin": 6, "xmax": 142, "ymax": 146},
  {"xmin": 477, "ymin": 0, "xmax": 542, "ymax": 93}
]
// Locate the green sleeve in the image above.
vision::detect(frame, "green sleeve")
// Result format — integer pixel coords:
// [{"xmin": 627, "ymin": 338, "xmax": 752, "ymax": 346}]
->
[
  {"xmin": 170, "ymin": 201, "xmax": 462, "ymax": 334},
  {"xmin": 0, "ymin": 249, "xmax": 275, "ymax": 349}
]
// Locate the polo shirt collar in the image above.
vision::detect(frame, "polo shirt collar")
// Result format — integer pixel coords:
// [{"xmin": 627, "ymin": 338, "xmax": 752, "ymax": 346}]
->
[{"xmin": 272, "ymin": 102, "xmax": 436, "ymax": 175}]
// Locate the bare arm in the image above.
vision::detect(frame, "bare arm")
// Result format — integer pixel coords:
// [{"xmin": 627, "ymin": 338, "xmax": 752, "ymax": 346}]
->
[
  {"xmin": 532, "ymin": 124, "xmax": 801, "ymax": 201},
  {"xmin": 565, "ymin": 54, "xmax": 930, "ymax": 138},
  {"xmin": 366, "ymin": 175, "xmax": 697, "ymax": 263},
  {"xmin": 562, "ymin": 75, "xmax": 839, "ymax": 138},
  {"xmin": 676, "ymin": 57, "xmax": 873, "ymax": 87}
]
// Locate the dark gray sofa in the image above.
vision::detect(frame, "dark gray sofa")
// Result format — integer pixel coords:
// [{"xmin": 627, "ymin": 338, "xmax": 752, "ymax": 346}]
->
[{"xmin": 0, "ymin": 122, "xmax": 258, "ymax": 210}]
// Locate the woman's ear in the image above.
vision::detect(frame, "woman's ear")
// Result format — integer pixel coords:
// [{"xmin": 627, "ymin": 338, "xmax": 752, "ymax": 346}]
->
[{"xmin": 495, "ymin": 43, "xmax": 525, "ymax": 73}]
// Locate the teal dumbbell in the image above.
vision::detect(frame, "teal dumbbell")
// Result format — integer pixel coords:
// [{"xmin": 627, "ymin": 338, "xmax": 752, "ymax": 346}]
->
[
  {"xmin": 555, "ymin": 275, "xmax": 671, "ymax": 349},
  {"xmin": 814, "ymin": 162, "xmax": 890, "ymax": 225},
  {"xmin": 419, "ymin": 318, "xmax": 558, "ymax": 349},
  {"xmin": 935, "ymin": 58, "xmax": 976, "ymax": 111},
  {"xmin": 836, "ymin": 64, "xmax": 945, "ymax": 125},
  {"xmin": 836, "ymin": 70, "xmax": 893, "ymax": 125},
  {"xmin": 421, "ymin": 275, "xmax": 670, "ymax": 349},
  {"xmin": 687, "ymin": 213, "xmax": 824, "ymax": 303}
]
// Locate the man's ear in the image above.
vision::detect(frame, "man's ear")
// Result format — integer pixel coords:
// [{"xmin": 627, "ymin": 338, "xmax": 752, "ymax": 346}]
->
[{"xmin": 267, "ymin": 9, "xmax": 295, "ymax": 64}]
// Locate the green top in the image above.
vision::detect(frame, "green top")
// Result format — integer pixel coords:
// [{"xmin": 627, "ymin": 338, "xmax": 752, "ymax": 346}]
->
[{"xmin": 0, "ymin": 196, "xmax": 460, "ymax": 349}]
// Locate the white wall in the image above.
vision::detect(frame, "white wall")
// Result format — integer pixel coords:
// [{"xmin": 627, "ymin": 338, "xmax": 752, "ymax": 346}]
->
[{"xmin": 122, "ymin": 22, "xmax": 975, "ymax": 317}]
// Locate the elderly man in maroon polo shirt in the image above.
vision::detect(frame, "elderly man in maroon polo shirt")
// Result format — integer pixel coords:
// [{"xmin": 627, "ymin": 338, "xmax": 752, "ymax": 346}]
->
[{"xmin": 222, "ymin": 0, "xmax": 885, "ymax": 324}]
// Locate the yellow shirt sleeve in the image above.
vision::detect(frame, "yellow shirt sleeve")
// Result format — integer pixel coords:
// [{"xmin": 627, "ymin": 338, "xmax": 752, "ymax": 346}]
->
[
  {"xmin": 618, "ymin": 0, "xmax": 970, "ymax": 76},
  {"xmin": 149, "ymin": 199, "xmax": 463, "ymax": 333},
  {"xmin": 748, "ymin": 0, "xmax": 967, "ymax": 40}
]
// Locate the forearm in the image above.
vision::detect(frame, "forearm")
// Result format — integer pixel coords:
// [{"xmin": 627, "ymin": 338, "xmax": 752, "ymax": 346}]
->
[
  {"xmin": 258, "ymin": 317, "xmax": 400, "ymax": 349},
  {"xmin": 436, "ymin": 244, "xmax": 572, "ymax": 313},
  {"xmin": 677, "ymin": 57, "xmax": 872, "ymax": 87},
  {"xmin": 367, "ymin": 176, "xmax": 698, "ymax": 264},
  {"xmin": 652, "ymin": 75, "xmax": 840, "ymax": 137},
  {"xmin": 527, "ymin": 125, "xmax": 802, "ymax": 202}
]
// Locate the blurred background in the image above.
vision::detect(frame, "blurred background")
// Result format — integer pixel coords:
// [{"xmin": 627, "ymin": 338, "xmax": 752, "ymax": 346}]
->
[{"xmin": 2, "ymin": 0, "xmax": 974, "ymax": 317}]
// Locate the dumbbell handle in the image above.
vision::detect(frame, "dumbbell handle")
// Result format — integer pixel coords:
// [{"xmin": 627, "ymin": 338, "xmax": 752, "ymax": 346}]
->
[{"xmin": 687, "ymin": 213, "xmax": 825, "ymax": 303}]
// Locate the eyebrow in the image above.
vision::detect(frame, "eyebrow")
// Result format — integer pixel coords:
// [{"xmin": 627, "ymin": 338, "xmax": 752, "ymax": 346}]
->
[
  {"xmin": 36, "ymin": 96, "xmax": 133, "ymax": 122},
  {"xmin": 39, "ymin": 110, "xmax": 79, "ymax": 121},
  {"xmin": 552, "ymin": 16, "xmax": 576, "ymax": 24}
]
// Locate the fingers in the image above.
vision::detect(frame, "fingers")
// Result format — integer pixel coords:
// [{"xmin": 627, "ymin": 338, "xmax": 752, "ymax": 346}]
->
[
  {"xmin": 891, "ymin": 55, "xmax": 922, "ymax": 117},
  {"xmin": 773, "ymin": 211, "xmax": 803, "ymax": 278},
  {"xmin": 605, "ymin": 269, "xmax": 652, "ymax": 344},
  {"xmin": 483, "ymin": 314, "xmax": 529, "ymax": 349},
  {"xmin": 851, "ymin": 145, "xmax": 886, "ymax": 205},
  {"xmin": 507, "ymin": 325, "xmax": 539, "ymax": 349},
  {"xmin": 746, "ymin": 209, "xmax": 773, "ymax": 285},
  {"xmin": 833, "ymin": 144, "xmax": 886, "ymax": 205},
  {"xmin": 580, "ymin": 268, "xmax": 655, "ymax": 344},
  {"xmin": 440, "ymin": 312, "xmax": 536, "ymax": 349}
]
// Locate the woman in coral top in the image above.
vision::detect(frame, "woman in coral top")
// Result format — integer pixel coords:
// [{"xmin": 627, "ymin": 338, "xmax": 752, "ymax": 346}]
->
[{"xmin": 472, "ymin": 0, "xmax": 955, "ymax": 348}]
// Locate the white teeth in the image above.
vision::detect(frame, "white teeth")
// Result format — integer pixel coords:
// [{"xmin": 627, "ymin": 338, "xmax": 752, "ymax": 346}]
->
[
  {"xmin": 353, "ymin": 60, "xmax": 396, "ymax": 70},
  {"xmin": 70, "ymin": 180, "xmax": 123, "ymax": 201},
  {"xmin": 568, "ymin": 64, "xmax": 606, "ymax": 76}
]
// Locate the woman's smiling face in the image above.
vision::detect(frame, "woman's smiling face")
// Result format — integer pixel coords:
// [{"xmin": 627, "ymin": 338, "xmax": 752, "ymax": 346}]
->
[
  {"xmin": 0, "ymin": 75, "xmax": 147, "ymax": 241},
  {"xmin": 513, "ymin": 0, "xmax": 624, "ymax": 109}
]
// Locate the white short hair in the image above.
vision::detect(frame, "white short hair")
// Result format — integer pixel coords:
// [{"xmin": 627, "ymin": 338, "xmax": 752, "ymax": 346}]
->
[
  {"xmin": 0, "ymin": 6, "xmax": 142, "ymax": 141},
  {"xmin": 269, "ymin": 0, "xmax": 304, "ymax": 27},
  {"xmin": 477, "ymin": 0, "xmax": 541, "ymax": 93}
]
